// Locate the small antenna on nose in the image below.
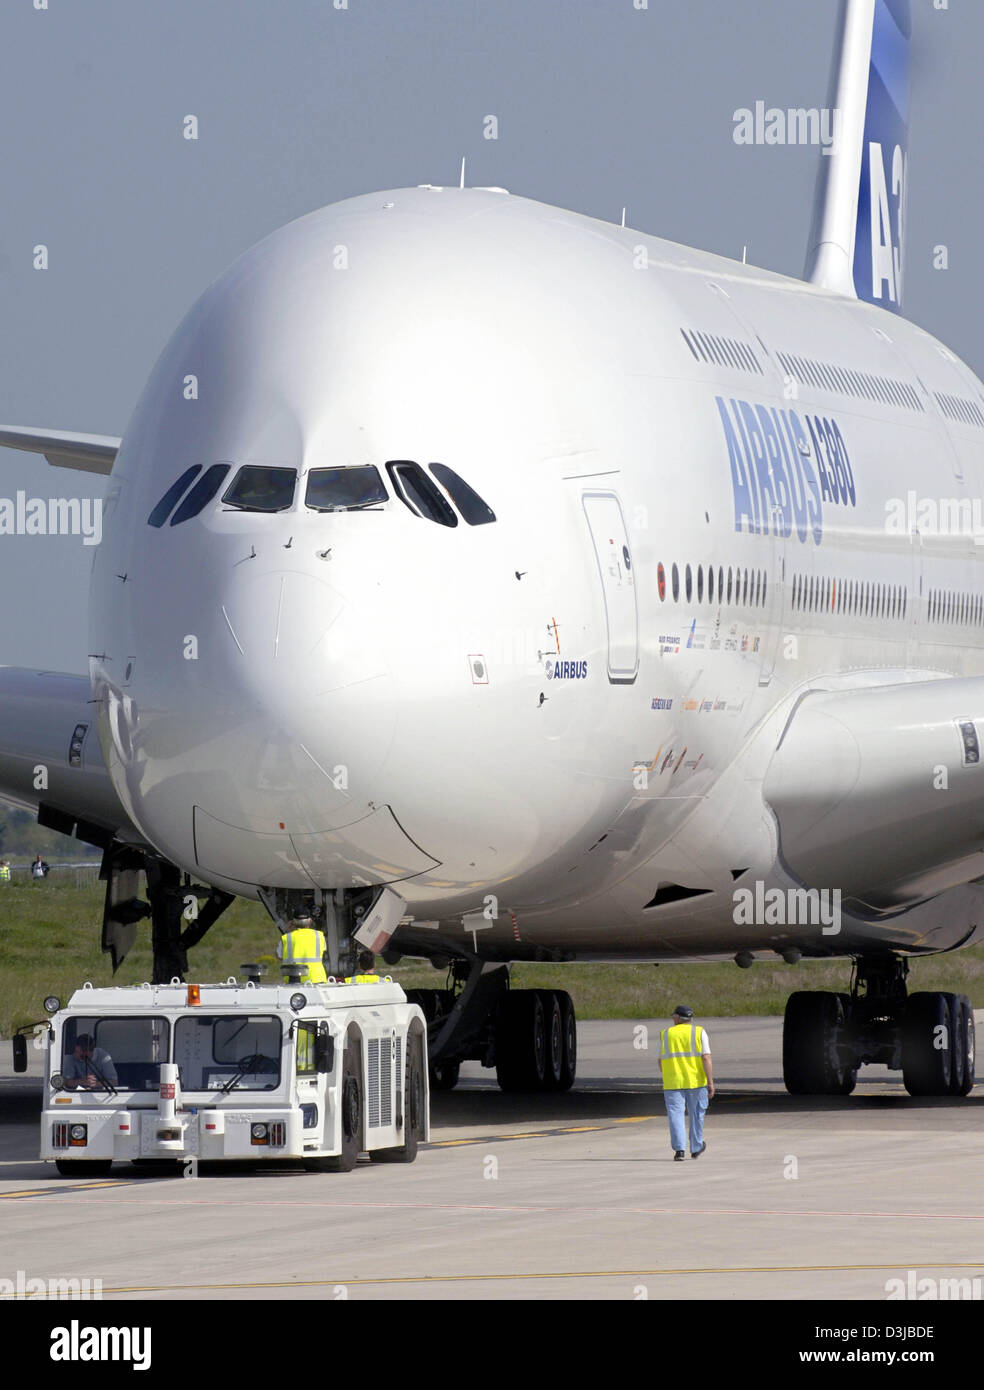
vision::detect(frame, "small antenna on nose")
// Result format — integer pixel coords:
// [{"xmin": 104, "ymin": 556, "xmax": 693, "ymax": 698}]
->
[{"xmin": 284, "ymin": 536, "xmax": 293, "ymax": 549}]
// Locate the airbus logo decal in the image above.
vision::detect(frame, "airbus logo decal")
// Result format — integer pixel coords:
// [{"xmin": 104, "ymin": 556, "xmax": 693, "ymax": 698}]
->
[
  {"xmin": 545, "ymin": 659, "xmax": 588, "ymax": 680},
  {"xmin": 717, "ymin": 395, "xmax": 856, "ymax": 545}
]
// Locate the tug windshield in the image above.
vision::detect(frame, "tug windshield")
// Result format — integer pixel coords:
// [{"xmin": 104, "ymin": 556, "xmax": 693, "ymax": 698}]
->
[
  {"xmin": 174, "ymin": 1015, "xmax": 282, "ymax": 1091},
  {"xmin": 56, "ymin": 1017, "xmax": 169, "ymax": 1092}
]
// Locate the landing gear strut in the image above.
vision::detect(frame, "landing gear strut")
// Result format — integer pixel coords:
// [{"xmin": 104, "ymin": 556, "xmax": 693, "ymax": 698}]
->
[
  {"xmin": 100, "ymin": 846, "xmax": 233, "ymax": 982},
  {"xmin": 782, "ymin": 954, "xmax": 975, "ymax": 1098}
]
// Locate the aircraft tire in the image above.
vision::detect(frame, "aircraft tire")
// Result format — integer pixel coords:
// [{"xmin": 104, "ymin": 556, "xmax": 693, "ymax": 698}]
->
[
  {"xmin": 835, "ymin": 993, "xmax": 858, "ymax": 1095},
  {"xmin": 537, "ymin": 990, "xmax": 565, "ymax": 1090},
  {"xmin": 495, "ymin": 990, "xmax": 547, "ymax": 1092},
  {"xmin": 555, "ymin": 990, "xmax": 577, "ymax": 1092},
  {"xmin": 783, "ymin": 991, "xmax": 851, "ymax": 1095},
  {"xmin": 902, "ymin": 992, "xmax": 952, "ymax": 1096},
  {"xmin": 949, "ymin": 994, "xmax": 975, "ymax": 1097}
]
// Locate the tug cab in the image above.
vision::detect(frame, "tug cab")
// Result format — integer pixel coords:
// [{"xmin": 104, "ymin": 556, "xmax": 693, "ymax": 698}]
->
[{"xmin": 32, "ymin": 975, "xmax": 428, "ymax": 1175}]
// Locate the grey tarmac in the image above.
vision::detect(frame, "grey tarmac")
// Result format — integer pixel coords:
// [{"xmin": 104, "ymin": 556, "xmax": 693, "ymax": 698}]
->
[{"xmin": 1, "ymin": 1016, "xmax": 982, "ymax": 1301}]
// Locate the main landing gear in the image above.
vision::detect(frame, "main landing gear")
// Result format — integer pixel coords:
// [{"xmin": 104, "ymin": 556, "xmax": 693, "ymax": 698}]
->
[
  {"xmin": 100, "ymin": 846, "xmax": 234, "ymax": 982},
  {"xmin": 782, "ymin": 954, "xmax": 975, "ymax": 1098},
  {"xmin": 406, "ymin": 960, "xmax": 578, "ymax": 1094}
]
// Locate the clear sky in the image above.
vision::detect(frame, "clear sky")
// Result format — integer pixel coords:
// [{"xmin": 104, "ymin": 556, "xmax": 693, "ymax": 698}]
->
[{"xmin": 0, "ymin": 0, "xmax": 977, "ymax": 670}]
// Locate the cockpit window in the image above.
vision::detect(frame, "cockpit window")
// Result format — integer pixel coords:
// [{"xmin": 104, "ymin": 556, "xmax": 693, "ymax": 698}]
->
[
  {"xmin": 429, "ymin": 464, "xmax": 496, "ymax": 525},
  {"xmin": 148, "ymin": 466, "xmax": 202, "ymax": 528},
  {"xmin": 170, "ymin": 464, "xmax": 232, "ymax": 525},
  {"xmin": 222, "ymin": 466, "xmax": 297, "ymax": 513},
  {"xmin": 305, "ymin": 466, "xmax": 388, "ymax": 511},
  {"xmin": 385, "ymin": 461, "xmax": 458, "ymax": 527}
]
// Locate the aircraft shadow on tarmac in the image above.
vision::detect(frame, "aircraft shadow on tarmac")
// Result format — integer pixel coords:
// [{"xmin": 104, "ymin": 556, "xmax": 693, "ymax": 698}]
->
[{"xmin": 431, "ymin": 1082, "xmax": 984, "ymax": 1123}]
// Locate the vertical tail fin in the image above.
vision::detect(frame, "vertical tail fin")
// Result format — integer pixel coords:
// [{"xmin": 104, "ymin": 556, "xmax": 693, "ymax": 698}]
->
[{"xmin": 804, "ymin": 0, "xmax": 911, "ymax": 314}]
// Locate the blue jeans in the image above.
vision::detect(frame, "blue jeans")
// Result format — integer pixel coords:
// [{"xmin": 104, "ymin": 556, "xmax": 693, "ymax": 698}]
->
[{"xmin": 664, "ymin": 1086, "xmax": 708, "ymax": 1153}]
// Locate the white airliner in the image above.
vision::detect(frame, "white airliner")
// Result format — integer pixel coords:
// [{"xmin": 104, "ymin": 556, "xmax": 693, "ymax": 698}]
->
[{"xmin": 1, "ymin": 0, "xmax": 979, "ymax": 1098}]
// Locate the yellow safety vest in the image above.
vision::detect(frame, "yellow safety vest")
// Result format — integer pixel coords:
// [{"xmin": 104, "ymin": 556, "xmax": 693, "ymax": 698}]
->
[
  {"xmin": 344, "ymin": 973, "xmax": 381, "ymax": 984},
  {"xmin": 0, "ymin": 866, "xmax": 10, "ymax": 881},
  {"xmin": 280, "ymin": 927, "xmax": 328, "ymax": 984},
  {"xmin": 296, "ymin": 1026, "xmax": 315, "ymax": 1072},
  {"xmin": 659, "ymin": 1023, "xmax": 708, "ymax": 1090}
]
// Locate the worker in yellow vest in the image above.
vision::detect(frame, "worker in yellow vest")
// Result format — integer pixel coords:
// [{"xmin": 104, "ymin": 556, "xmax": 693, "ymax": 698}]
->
[
  {"xmin": 345, "ymin": 948, "xmax": 382, "ymax": 984},
  {"xmin": 278, "ymin": 913, "xmax": 328, "ymax": 984},
  {"xmin": 658, "ymin": 1005, "xmax": 714, "ymax": 1161},
  {"xmin": 0, "ymin": 861, "xmax": 11, "ymax": 883}
]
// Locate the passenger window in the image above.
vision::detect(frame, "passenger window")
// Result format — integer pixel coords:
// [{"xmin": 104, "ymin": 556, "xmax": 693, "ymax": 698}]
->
[
  {"xmin": 223, "ymin": 466, "xmax": 297, "ymax": 513},
  {"xmin": 170, "ymin": 464, "xmax": 232, "ymax": 526},
  {"xmin": 708, "ymin": 566, "xmax": 715, "ymax": 604},
  {"xmin": 386, "ymin": 462, "xmax": 458, "ymax": 527},
  {"xmin": 697, "ymin": 565, "xmax": 704, "ymax": 603},
  {"xmin": 685, "ymin": 564, "xmax": 693, "ymax": 603},
  {"xmin": 305, "ymin": 466, "xmax": 387, "ymax": 511},
  {"xmin": 429, "ymin": 464, "xmax": 496, "ymax": 524},
  {"xmin": 672, "ymin": 563, "xmax": 680, "ymax": 602}
]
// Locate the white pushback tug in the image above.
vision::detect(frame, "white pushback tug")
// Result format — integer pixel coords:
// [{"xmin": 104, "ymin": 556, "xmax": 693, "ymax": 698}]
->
[{"xmin": 21, "ymin": 970, "xmax": 428, "ymax": 1175}]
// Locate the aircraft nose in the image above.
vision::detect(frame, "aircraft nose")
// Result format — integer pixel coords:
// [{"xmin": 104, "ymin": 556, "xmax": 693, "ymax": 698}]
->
[
  {"xmin": 209, "ymin": 568, "xmax": 397, "ymax": 815},
  {"xmin": 220, "ymin": 567, "xmax": 385, "ymax": 694},
  {"xmin": 177, "ymin": 567, "xmax": 441, "ymax": 890}
]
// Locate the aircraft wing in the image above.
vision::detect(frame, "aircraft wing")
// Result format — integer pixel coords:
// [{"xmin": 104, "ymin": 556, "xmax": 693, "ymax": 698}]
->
[
  {"xmin": 0, "ymin": 426, "xmax": 119, "ymax": 475},
  {"xmin": 763, "ymin": 676, "xmax": 984, "ymax": 913},
  {"xmin": 0, "ymin": 667, "xmax": 144, "ymax": 848}
]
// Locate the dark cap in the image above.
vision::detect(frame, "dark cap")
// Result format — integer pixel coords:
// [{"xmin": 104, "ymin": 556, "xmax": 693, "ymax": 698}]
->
[{"xmin": 672, "ymin": 1005, "xmax": 694, "ymax": 1019}]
